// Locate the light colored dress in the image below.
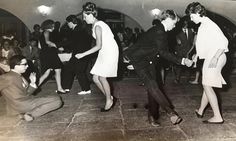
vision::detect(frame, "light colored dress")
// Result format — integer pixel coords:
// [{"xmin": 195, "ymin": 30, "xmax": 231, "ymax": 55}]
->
[
  {"xmin": 90, "ymin": 21, "xmax": 119, "ymax": 77},
  {"xmin": 195, "ymin": 17, "xmax": 229, "ymax": 88}
]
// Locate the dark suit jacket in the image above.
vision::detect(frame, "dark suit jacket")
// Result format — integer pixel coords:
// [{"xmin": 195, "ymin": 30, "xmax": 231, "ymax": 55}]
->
[
  {"xmin": 0, "ymin": 71, "xmax": 36, "ymax": 114},
  {"xmin": 175, "ymin": 29, "xmax": 194, "ymax": 58},
  {"xmin": 70, "ymin": 26, "xmax": 93, "ymax": 55},
  {"xmin": 21, "ymin": 45, "xmax": 40, "ymax": 61},
  {"xmin": 124, "ymin": 20, "xmax": 182, "ymax": 70}
]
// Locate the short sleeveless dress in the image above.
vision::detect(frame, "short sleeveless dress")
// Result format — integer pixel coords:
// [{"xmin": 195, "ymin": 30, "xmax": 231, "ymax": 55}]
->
[
  {"xmin": 39, "ymin": 31, "xmax": 62, "ymax": 73},
  {"xmin": 196, "ymin": 17, "xmax": 228, "ymax": 88},
  {"xmin": 90, "ymin": 21, "xmax": 119, "ymax": 77}
]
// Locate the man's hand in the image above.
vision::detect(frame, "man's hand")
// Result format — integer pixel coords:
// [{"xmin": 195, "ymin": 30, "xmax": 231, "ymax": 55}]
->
[
  {"xmin": 123, "ymin": 57, "xmax": 130, "ymax": 63},
  {"xmin": 184, "ymin": 58, "xmax": 193, "ymax": 67},
  {"xmin": 29, "ymin": 72, "xmax": 37, "ymax": 84},
  {"xmin": 127, "ymin": 65, "xmax": 134, "ymax": 70},
  {"xmin": 75, "ymin": 53, "xmax": 85, "ymax": 59},
  {"xmin": 58, "ymin": 47, "xmax": 64, "ymax": 52}
]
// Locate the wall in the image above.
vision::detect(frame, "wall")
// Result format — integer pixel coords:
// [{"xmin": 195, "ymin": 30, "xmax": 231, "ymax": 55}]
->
[{"xmin": 0, "ymin": 0, "xmax": 236, "ymax": 31}]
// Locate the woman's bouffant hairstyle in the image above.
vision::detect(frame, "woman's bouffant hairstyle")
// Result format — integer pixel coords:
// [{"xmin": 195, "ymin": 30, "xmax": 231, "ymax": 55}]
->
[
  {"xmin": 185, "ymin": 2, "xmax": 207, "ymax": 17},
  {"xmin": 41, "ymin": 19, "xmax": 55, "ymax": 30},
  {"xmin": 82, "ymin": 2, "xmax": 98, "ymax": 18},
  {"xmin": 159, "ymin": 10, "xmax": 178, "ymax": 21}
]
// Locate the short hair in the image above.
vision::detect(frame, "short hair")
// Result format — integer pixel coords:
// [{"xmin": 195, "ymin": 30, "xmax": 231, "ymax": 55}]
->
[
  {"xmin": 9, "ymin": 55, "xmax": 26, "ymax": 69},
  {"xmin": 185, "ymin": 2, "xmax": 207, "ymax": 17},
  {"xmin": 41, "ymin": 19, "xmax": 54, "ymax": 30},
  {"xmin": 54, "ymin": 21, "xmax": 61, "ymax": 29},
  {"xmin": 2, "ymin": 39, "xmax": 12, "ymax": 47},
  {"xmin": 179, "ymin": 16, "xmax": 190, "ymax": 28},
  {"xmin": 82, "ymin": 2, "xmax": 98, "ymax": 18},
  {"xmin": 159, "ymin": 10, "xmax": 178, "ymax": 21},
  {"xmin": 66, "ymin": 15, "xmax": 78, "ymax": 24},
  {"xmin": 152, "ymin": 19, "xmax": 161, "ymax": 26},
  {"xmin": 33, "ymin": 24, "xmax": 40, "ymax": 30}
]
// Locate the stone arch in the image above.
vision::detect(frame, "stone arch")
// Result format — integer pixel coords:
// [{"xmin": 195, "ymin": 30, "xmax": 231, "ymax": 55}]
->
[{"xmin": 0, "ymin": 8, "xmax": 30, "ymax": 43}]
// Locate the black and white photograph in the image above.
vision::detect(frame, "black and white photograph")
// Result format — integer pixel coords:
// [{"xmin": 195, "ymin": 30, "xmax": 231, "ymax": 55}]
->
[{"xmin": 0, "ymin": 0, "xmax": 236, "ymax": 141}]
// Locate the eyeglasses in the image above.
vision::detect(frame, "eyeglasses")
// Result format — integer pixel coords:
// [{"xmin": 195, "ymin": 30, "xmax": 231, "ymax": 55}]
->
[{"xmin": 18, "ymin": 63, "xmax": 28, "ymax": 66}]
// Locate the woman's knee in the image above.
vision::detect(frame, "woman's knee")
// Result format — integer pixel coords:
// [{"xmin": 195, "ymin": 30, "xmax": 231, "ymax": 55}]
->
[
  {"xmin": 54, "ymin": 69, "xmax": 61, "ymax": 73},
  {"xmin": 98, "ymin": 76, "xmax": 107, "ymax": 82},
  {"xmin": 92, "ymin": 75, "xmax": 99, "ymax": 83}
]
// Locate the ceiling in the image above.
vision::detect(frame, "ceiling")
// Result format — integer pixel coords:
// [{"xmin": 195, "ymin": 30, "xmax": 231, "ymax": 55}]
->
[{"xmin": 0, "ymin": 0, "xmax": 236, "ymax": 31}]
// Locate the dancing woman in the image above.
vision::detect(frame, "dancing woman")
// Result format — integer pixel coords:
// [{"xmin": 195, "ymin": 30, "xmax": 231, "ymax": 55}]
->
[{"xmin": 75, "ymin": 2, "xmax": 119, "ymax": 111}]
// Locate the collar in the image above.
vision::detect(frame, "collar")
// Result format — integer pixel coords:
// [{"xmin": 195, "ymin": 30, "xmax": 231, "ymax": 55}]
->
[
  {"xmin": 11, "ymin": 69, "xmax": 21, "ymax": 75},
  {"xmin": 161, "ymin": 21, "xmax": 168, "ymax": 32}
]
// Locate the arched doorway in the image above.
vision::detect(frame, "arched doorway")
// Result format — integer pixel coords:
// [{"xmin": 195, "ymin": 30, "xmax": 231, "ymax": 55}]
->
[{"xmin": 0, "ymin": 8, "xmax": 30, "ymax": 45}]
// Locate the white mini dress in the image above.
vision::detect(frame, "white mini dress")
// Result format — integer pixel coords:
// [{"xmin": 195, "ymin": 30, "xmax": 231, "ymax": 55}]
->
[{"xmin": 90, "ymin": 21, "xmax": 119, "ymax": 77}]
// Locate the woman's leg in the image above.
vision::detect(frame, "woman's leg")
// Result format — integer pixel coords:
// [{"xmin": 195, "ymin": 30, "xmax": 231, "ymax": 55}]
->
[
  {"xmin": 54, "ymin": 69, "xmax": 65, "ymax": 92},
  {"xmin": 99, "ymin": 76, "xmax": 113, "ymax": 109},
  {"xmin": 196, "ymin": 91, "xmax": 208, "ymax": 115},
  {"xmin": 92, "ymin": 75, "xmax": 105, "ymax": 94},
  {"xmin": 38, "ymin": 69, "xmax": 51, "ymax": 86},
  {"xmin": 203, "ymin": 85, "xmax": 223, "ymax": 122}
]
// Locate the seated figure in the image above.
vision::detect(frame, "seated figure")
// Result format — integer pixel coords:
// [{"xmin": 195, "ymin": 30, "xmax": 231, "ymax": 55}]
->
[
  {"xmin": 0, "ymin": 55, "xmax": 62, "ymax": 121},
  {"xmin": 0, "ymin": 57, "xmax": 10, "ymax": 75}
]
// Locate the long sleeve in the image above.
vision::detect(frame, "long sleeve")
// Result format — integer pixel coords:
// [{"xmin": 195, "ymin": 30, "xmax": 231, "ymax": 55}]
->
[
  {"xmin": 26, "ymin": 85, "xmax": 37, "ymax": 95},
  {"xmin": 0, "ymin": 75, "xmax": 10, "ymax": 90},
  {"xmin": 153, "ymin": 29, "xmax": 182, "ymax": 65}
]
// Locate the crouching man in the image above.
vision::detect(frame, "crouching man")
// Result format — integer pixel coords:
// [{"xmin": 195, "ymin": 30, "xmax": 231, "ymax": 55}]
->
[{"xmin": 0, "ymin": 55, "xmax": 62, "ymax": 121}]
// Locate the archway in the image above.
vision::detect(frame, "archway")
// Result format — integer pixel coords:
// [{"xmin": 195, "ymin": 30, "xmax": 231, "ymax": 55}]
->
[{"xmin": 0, "ymin": 8, "xmax": 30, "ymax": 45}]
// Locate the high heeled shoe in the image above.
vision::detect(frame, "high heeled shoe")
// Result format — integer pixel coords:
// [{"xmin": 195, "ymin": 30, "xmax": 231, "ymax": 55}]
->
[
  {"xmin": 101, "ymin": 97, "xmax": 117, "ymax": 112},
  {"xmin": 195, "ymin": 110, "xmax": 203, "ymax": 118},
  {"xmin": 55, "ymin": 90, "xmax": 67, "ymax": 94},
  {"xmin": 202, "ymin": 120, "xmax": 224, "ymax": 124}
]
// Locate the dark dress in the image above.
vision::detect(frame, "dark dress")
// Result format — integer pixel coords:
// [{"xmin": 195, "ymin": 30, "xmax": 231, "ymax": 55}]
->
[{"xmin": 39, "ymin": 31, "xmax": 62, "ymax": 73}]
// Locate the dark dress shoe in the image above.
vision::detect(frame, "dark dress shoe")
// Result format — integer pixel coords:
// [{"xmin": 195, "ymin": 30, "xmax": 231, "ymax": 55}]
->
[
  {"xmin": 56, "ymin": 90, "xmax": 67, "ymax": 94},
  {"xmin": 202, "ymin": 120, "xmax": 224, "ymax": 124},
  {"xmin": 195, "ymin": 110, "xmax": 203, "ymax": 118},
  {"xmin": 101, "ymin": 97, "xmax": 117, "ymax": 112},
  {"xmin": 170, "ymin": 115, "xmax": 183, "ymax": 125}
]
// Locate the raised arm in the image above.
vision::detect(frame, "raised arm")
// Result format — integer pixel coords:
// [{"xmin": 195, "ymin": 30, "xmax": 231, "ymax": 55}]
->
[{"xmin": 26, "ymin": 72, "xmax": 38, "ymax": 95}]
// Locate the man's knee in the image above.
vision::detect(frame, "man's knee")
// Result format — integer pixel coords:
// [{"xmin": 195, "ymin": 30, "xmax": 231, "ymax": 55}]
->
[
  {"xmin": 47, "ymin": 95, "xmax": 63, "ymax": 108},
  {"xmin": 54, "ymin": 99, "xmax": 63, "ymax": 109},
  {"xmin": 53, "ymin": 96, "xmax": 62, "ymax": 106}
]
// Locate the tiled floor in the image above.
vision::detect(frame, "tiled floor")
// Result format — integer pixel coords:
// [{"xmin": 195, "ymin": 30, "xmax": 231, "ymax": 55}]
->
[{"xmin": 0, "ymin": 72, "xmax": 236, "ymax": 141}]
